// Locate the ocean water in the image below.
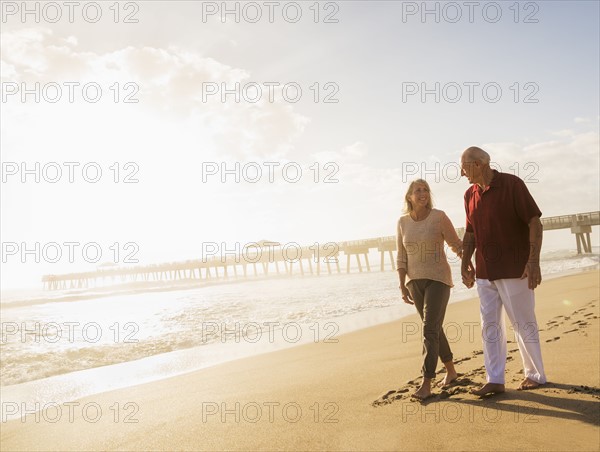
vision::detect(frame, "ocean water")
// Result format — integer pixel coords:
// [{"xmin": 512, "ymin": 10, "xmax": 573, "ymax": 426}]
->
[{"xmin": 0, "ymin": 248, "xmax": 598, "ymax": 410}]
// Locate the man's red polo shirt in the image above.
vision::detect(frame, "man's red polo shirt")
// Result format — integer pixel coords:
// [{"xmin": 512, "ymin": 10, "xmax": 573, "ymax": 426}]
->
[{"xmin": 464, "ymin": 170, "xmax": 541, "ymax": 281}]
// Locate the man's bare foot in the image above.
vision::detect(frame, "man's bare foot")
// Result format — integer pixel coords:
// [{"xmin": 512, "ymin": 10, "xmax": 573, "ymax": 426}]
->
[
  {"xmin": 517, "ymin": 378, "xmax": 542, "ymax": 390},
  {"xmin": 470, "ymin": 383, "xmax": 505, "ymax": 396},
  {"xmin": 437, "ymin": 371, "xmax": 459, "ymax": 388}
]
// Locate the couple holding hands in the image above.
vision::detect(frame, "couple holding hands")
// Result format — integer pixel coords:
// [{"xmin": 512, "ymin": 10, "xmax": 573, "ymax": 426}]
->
[{"xmin": 396, "ymin": 146, "xmax": 546, "ymax": 400}]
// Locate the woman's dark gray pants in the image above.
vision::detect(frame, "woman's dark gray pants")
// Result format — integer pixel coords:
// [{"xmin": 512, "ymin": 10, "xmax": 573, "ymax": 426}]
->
[{"xmin": 407, "ymin": 279, "xmax": 453, "ymax": 379}]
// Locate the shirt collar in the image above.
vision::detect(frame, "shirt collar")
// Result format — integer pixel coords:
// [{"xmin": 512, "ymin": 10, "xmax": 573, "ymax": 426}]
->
[
  {"xmin": 473, "ymin": 170, "xmax": 500, "ymax": 194},
  {"xmin": 488, "ymin": 170, "xmax": 501, "ymax": 187}
]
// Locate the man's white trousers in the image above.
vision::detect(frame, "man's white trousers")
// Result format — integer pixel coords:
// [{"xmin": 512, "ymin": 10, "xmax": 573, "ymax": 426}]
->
[{"xmin": 476, "ymin": 278, "xmax": 546, "ymax": 385}]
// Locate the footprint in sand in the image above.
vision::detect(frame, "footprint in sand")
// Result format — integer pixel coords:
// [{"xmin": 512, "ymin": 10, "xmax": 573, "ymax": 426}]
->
[
  {"xmin": 439, "ymin": 387, "xmax": 469, "ymax": 399},
  {"xmin": 455, "ymin": 356, "xmax": 472, "ymax": 364},
  {"xmin": 439, "ymin": 391, "xmax": 451, "ymax": 399},
  {"xmin": 382, "ymin": 389, "xmax": 408, "ymax": 400},
  {"xmin": 470, "ymin": 368, "xmax": 487, "ymax": 377},
  {"xmin": 545, "ymin": 336, "xmax": 560, "ymax": 342},
  {"xmin": 567, "ymin": 385, "xmax": 600, "ymax": 399},
  {"xmin": 564, "ymin": 329, "xmax": 578, "ymax": 334},
  {"xmin": 372, "ymin": 388, "xmax": 411, "ymax": 406},
  {"xmin": 451, "ymin": 377, "xmax": 473, "ymax": 387}
]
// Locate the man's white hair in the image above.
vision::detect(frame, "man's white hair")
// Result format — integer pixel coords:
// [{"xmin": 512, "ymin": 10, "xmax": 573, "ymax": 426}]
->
[{"xmin": 463, "ymin": 146, "xmax": 490, "ymax": 164}]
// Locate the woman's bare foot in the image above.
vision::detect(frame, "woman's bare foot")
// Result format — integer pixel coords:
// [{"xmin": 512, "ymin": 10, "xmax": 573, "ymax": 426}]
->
[
  {"xmin": 411, "ymin": 378, "xmax": 433, "ymax": 400},
  {"xmin": 437, "ymin": 371, "xmax": 459, "ymax": 388},
  {"xmin": 437, "ymin": 361, "xmax": 458, "ymax": 388}
]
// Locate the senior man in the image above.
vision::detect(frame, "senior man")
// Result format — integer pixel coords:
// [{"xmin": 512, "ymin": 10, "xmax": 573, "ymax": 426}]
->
[{"xmin": 460, "ymin": 146, "xmax": 546, "ymax": 395}]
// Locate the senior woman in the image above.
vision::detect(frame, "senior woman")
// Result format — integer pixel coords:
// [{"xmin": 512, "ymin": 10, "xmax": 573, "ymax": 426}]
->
[{"xmin": 396, "ymin": 179, "xmax": 463, "ymax": 400}]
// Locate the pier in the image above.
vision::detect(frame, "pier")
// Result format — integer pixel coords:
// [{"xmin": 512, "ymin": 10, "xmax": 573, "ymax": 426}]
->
[{"xmin": 42, "ymin": 211, "xmax": 599, "ymax": 290}]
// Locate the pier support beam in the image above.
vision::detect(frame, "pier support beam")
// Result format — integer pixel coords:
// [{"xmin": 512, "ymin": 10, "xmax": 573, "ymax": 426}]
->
[{"xmin": 572, "ymin": 225, "xmax": 593, "ymax": 254}]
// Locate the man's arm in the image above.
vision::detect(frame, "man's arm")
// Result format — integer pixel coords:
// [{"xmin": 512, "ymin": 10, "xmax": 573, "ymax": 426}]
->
[
  {"xmin": 461, "ymin": 231, "xmax": 476, "ymax": 288},
  {"xmin": 521, "ymin": 216, "xmax": 543, "ymax": 289}
]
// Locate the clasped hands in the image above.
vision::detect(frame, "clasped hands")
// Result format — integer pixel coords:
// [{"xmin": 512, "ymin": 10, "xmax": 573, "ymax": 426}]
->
[{"xmin": 461, "ymin": 261, "xmax": 541, "ymax": 289}]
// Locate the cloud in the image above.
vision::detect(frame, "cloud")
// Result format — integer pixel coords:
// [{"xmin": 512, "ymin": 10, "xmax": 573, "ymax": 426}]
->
[
  {"xmin": 481, "ymin": 131, "xmax": 600, "ymax": 216},
  {"xmin": 301, "ymin": 130, "xmax": 600, "ymax": 236},
  {"xmin": 551, "ymin": 129, "xmax": 574, "ymax": 137},
  {"xmin": 1, "ymin": 28, "xmax": 597, "ymax": 269},
  {"xmin": 1, "ymin": 28, "xmax": 91, "ymax": 78},
  {"xmin": 311, "ymin": 141, "xmax": 368, "ymax": 163},
  {"xmin": 1, "ymin": 28, "xmax": 309, "ymax": 160}
]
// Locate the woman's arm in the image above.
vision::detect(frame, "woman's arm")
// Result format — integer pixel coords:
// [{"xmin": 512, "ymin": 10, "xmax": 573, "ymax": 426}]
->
[
  {"xmin": 440, "ymin": 212, "xmax": 463, "ymax": 258},
  {"xmin": 396, "ymin": 219, "xmax": 413, "ymax": 304}
]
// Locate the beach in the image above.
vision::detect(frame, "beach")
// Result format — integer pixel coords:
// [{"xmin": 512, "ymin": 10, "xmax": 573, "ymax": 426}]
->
[
  {"xmin": 2, "ymin": 0, "xmax": 599, "ymax": 450},
  {"xmin": 1, "ymin": 270, "xmax": 598, "ymax": 451}
]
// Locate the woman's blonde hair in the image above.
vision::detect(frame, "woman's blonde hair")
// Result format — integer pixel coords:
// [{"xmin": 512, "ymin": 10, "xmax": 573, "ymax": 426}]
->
[{"xmin": 404, "ymin": 179, "xmax": 433, "ymax": 213}]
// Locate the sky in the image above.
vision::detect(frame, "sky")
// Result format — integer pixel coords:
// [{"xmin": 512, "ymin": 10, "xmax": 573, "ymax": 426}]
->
[{"xmin": 1, "ymin": 0, "xmax": 599, "ymax": 289}]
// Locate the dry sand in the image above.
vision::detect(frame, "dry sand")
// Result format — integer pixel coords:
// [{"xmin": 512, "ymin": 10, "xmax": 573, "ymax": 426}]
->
[{"xmin": 2, "ymin": 271, "xmax": 599, "ymax": 451}]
